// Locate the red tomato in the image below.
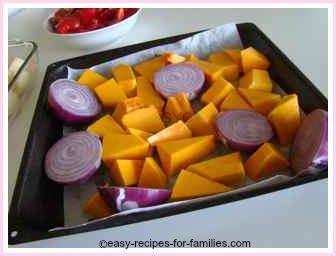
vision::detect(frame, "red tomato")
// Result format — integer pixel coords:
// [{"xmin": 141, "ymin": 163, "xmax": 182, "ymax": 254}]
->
[
  {"xmin": 124, "ymin": 8, "xmax": 138, "ymax": 18},
  {"xmin": 55, "ymin": 16, "xmax": 81, "ymax": 33},
  {"xmin": 115, "ymin": 8, "xmax": 125, "ymax": 21},
  {"xmin": 75, "ymin": 8, "xmax": 98, "ymax": 26}
]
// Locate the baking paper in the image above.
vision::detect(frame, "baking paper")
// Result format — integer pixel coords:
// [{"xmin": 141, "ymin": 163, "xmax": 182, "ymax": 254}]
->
[{"xmin": 52, "ymin": 23, "xmax": 299, "ymax": 230}]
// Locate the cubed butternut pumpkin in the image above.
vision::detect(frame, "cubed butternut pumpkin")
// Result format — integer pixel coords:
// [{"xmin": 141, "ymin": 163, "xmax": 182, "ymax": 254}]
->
[
  {"xmin": 164, "ymin": 93, "xmax": 194, "ymax": 122},
  {"xmin": 136, "ymin": 76, "xmax": 165, "ymax": 113},
  {"xmin": 245, "ymin": 142, "xmax": 289, "ymax": 180},
  {"xmin": 186, "ymin": 55, "xmax": 225, "ymax": 84},
  {"xmin": 138, "ymin": 157, "xmax": 167, "ymax": 189},
  {"xmin": 82, "ymin": 192, "xmax": 113, "ymax": 218},
  {"xmin": 201, "ymin": 77, "xmax": 234, "ymax": 107},
  {"xmin": 134, "ymin": 56, "xmax": 166, "ymax": 82},
  {"xmin": 121, "ymin": 105, "xmax": 165, "ymax": 133},
  {"xmin": 161, "ymin": 52, "xmax": 186, "ymax": 64},
  {"xmin": 102, "ymin": 133, "xmax": 149, "ymax": 166},
  {"xmin": 186, "ymin": 152, "xmax": 245, "ymax": 185},
  {"xmin": 267, "ymin": 94, "xmax": 301, "ymax": 145},
  {"xmin": 241, "ymin": 47, "xmax": 270, "ymax": 74},
  {"xmin": 94, "ymin": 78, "xmax": 127, "ymax": 108},
  {"xmin": 147, "ymin": 120, "xmax": 192, "ymax": 146},
  {"xmin": 208, "ymin": 52, "xmax": 240, "ymax": 81},
  {"xmin": 112, "ymin": 97, "xmax": 146, "ymax": 124},
  {"xmin": 239, "ymin": 69, "xmax": 273, "ymax": 92},
  {"xmin": 157, "ymin": 135, "xmax": 216, "ymax": 177},
  {"xmin": 170, "ymin": 170, "xmax": 232, "ymax": 201},
  {"xmin": 128, "ymin": 128, "xmax": 154, "ymax": 156},
  {"xmin": 238, "ymin": 88, "xmax": 281, "ymax": 115},
  {"xmin": 223, "ymin": 48, "xmax": 243, "ymax": 72},
  {"xmin": 128, "ymin": 128, "xmax": 153, "ymax": 140},
  {"xmin": 110, "ymin": 159, "xmax": 144, "ymax": 186},
  {"xmin": 186, "ymin": 103, "xmax": 218, "ymax": 136},
  {"xmin": 219, "ymin": 90, "xmax": 253, "ymax": 111},
  {"xmin": 111, "ymin": 64, "xmax": 137, "ymax": 97},
  {"xmin": 87, "ymin": 114, "xmax": 126, "ymax": 138},
  {"xmin": 77, "ymin": 69, "xmax": 107, "ymax": 90}
]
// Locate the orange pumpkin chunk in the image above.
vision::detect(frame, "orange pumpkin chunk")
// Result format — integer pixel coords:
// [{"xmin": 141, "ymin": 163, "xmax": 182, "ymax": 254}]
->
[{"xmin": 245, "ymin": 142, "xmax": 289, "ymax": 180}]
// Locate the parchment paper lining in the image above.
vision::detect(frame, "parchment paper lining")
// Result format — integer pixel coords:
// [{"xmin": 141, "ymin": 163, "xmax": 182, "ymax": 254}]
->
[{"xmin": 49, "ymin": 23, "xmax": 309, "ymax": 230}]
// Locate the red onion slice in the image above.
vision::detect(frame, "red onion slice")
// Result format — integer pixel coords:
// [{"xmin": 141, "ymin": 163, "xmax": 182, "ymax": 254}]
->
[
  {"xmin": 98, "ymin": 186, "xmax": 171, "ymax": 212},
  {"xmin": 291, "ymin": 109, "xmax": 328, "ymax": 173},
  {"xmin": 153, "ymin": 63, "xmax": 205, "ymax": 100},
  {"xmin": 45, "ymin": 131, "xmax": 102, "ymax": 184},
  {"xmin": 48, "ymin": 79, "xmax": 101, "ymax": 124},
  {"xmin": 216, "ymin": 110, "xmax": 274, "ymax": 151}
]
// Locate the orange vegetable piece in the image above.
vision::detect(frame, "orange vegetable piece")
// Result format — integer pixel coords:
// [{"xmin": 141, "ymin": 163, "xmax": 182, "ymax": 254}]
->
[
  {"xmin": 121, "ymin": 105, "xmax": 165, "ymax": 133},
  {"xmin": 239, "ymin": 69, "xmax": 273, "ymax": 92},
  {"xmin": 128, "ymin": 128, "xmax": 154, "ymax": 156},
  {"xmin": 241, "ymin": 47, "xmax": 270, "ymax": 74},
  {"xmin": 102, "ymin": 133, "xmax": 149, "ymax": 166},
  {"xmin": 208, "ymin": 52, "xmax": 240, "ymax": 81},
  {"xmin": 245, "ymin": 142, "xmax": 289, "ymax": 180},
  {"xmin": 134, "ymin": 56, "xmax": 166, "ymax": 82},
  {"xmin": 201, "ymin": 76, "xmax": 234, "ymax": 107},
  {"xmin": 77, "ymin": 69, "xmax": 107, "ymax": 90},
  {"xmin": 110, "ymin": 159, "xmax": 144, "ymax": 186},
  {"xmin": 267, "ymin": 94, "xmax": 301, "ymax": 145},
  {"xmin": 223, "ymin": 48, "xmax": 243, "ymax": 72},
  {"xmin": 148, "ymin": 120, "xmax": 192, "ymax": 146},
  {"xmin": 186, "ymin": 103, "xmax": 218, "ymax": 137},
  {"xmin": 161, "ymin": 52, "xmax": 186, "ymax": 64},
  {"xmin": 112, "ymin": 64, "xmax": 137, "ymax": 97},
  {"xmin": 82, "ymin": 192, "xmax": 113, "ymax": 218},
  {"xmin": 186, "ymin": 55, "xmax": 225, "ymax": 84},
  {"xmin": 94, "ymin": 78, "xmax": 127, "ymax": 108},
  {"xmin": 87, "ymin": 114, "xmax": 126, "ymax": 138},
  {"xmin": 186, "ymin": 152, "xmax": 245, "ymax": 185},
  {"xmin": 157, "ymin": 135, "xmax": 216, "ymax": 177},
  {"xmin": 138, "ymin": 157, "xmax": 167, "ymax": 189},
  {"xmin": 170, "ymin": 170, "xmax": 232, "ymax": 201},
  {"xmin": 128, "ymin": 128, "xmax": 153, "ymax": 140},
  {"xmin": 112, "ymin": 97, "xmax": 145, "ymax": 124},
  {"xmin": 136, "ymin": 76, "xmax": 165, "ymax": 113},
  {"xmin": 219, "ymin": 90, "xmax": 253, "ymax": 111},
  {"xmin": 164, "ymin": 93, "xmax": 194, "ymax": 122},
  {"xmin": 238, "ymin": 88, "xmax": 281, "ymax": 115}
]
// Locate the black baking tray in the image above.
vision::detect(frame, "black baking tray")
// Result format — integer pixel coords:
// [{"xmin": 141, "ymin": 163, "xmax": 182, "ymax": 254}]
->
[{"xmin": 8, "ymin": 23, "xmax": 328, "ymax": 245}]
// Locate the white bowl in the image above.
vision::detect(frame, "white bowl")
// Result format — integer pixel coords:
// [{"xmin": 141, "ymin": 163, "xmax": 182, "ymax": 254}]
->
[{"xmin": 43, "ymin": 9, "xmax": 141, "ymax": 50}]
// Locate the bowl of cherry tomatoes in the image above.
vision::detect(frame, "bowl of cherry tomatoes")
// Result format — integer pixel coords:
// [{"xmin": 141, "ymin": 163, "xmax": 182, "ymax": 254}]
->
[{"xmin": 43, "ymin": 8, "xmax": 141, "ymax": 49}]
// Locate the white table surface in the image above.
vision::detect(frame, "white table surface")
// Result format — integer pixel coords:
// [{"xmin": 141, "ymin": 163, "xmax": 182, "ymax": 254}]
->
[{"xmin": 8, "ymin": 8, "xmax": 328, "ymax": 248}]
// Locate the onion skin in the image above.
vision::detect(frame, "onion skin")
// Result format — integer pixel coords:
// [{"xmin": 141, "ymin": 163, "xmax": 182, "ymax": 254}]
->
[
  {"xmin": 216, "ymin": 110, "xmax": 274, "ymax": 151},
  {"xmin": 98, "ymin": 186, "xmax": 171, "ymax": 212},
  {"xmin": 45, "ymin": 131, "xmax": 102, "ymax": 184},
  {"xmin": 48, "ymin": 79, "xmax": 101, "ymax": 124},
  {"xmin": 153, "ymin": 63, "xmax": 205, "ymax": 100},
  {"xmin": 291, "ymin": 109, "xmax": 328, "ymax": 173}
]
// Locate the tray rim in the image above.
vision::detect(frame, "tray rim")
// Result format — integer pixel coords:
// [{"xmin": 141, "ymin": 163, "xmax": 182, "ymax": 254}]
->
[{"xmin": 8, "ymin": 22, "xmax": 328, "ymax": 245}]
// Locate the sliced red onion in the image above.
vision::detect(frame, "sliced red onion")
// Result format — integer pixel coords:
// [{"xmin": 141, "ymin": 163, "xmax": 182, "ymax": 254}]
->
[
  {"xmin": 45, "ymin": 131, "xmax": 102, "ymax": 184},
  {"xmin": 98, "ymin": 186, "xmax": 171, "ymax": 212},
  {"xmin": 291, "ymin": 109, "xmax": 328, "ymax": 173},
  {"xmin": 153, "ymin": 63, "xmax": 205, "ymax": 100},
  {"xmin": 48, "ymin": 79, "xmax": 101, "ymax": 124},
  {"xmin": 216, "ymin": 110, "xmax": 274, "ymax": 151}
]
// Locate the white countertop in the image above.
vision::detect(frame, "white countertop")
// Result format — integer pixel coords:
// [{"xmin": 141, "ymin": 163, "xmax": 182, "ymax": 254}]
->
[{"xmin": 8, "ymin": 8, "xmax": 328, "ymax": 248}]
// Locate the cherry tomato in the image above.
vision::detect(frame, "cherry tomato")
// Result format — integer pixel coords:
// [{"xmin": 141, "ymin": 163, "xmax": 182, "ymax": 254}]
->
[
  {"xmin": 55, "ymin": 22, "xmax": 70, "ymax": 34},
  {"xmin": 124, "ymin": 8, "xmax": 138, "ymax": 18},
  {"xmin": 55, "ymin": 16, "xmax": 81, "ymax": 33},
  {"xmin": 99, "ymin": 8, "xmax": 118, "ymax": 21},
  {"xmin": 75, "ymin": 8, "xmax": 98, "ymax": 26},
  {"xmin": 115, "ymin": 8, "xmax": 125, "ymax": 21}
]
